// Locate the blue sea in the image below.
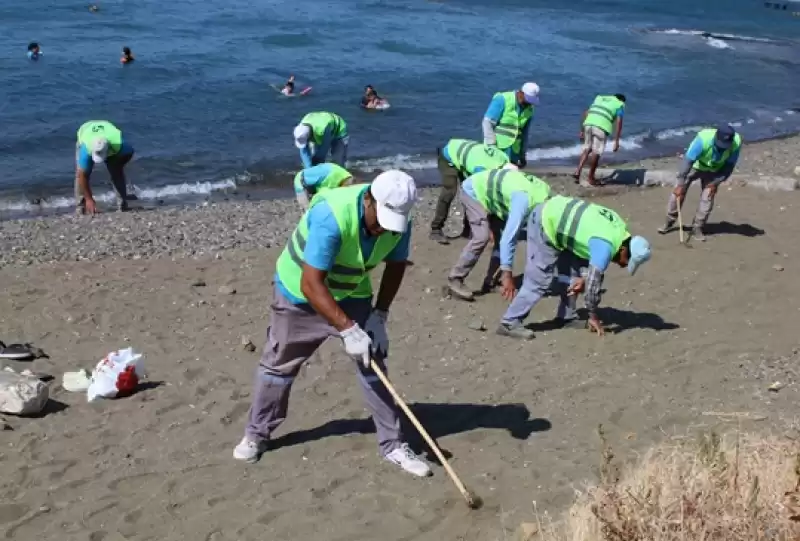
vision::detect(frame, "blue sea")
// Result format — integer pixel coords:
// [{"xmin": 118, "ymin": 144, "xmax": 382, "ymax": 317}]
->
[{"xmin": 1, "ymin": 0, "xmax": 798, "ymax": 216}]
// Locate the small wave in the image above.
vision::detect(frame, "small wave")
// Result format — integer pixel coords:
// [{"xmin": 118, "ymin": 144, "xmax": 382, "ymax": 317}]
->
[
  {"xmin": 0, "ymin": 179, "xmax": 236, "ymax": 212},
  {"xmin": 647, "ymin": 28, "xmax": 777, "ymax": 44},
  {"xmin": 705, "ymin": 37, "xmax": 732, "ymax": 50}
]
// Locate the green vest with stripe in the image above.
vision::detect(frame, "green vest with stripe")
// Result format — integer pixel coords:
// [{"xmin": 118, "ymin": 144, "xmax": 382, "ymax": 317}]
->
[
  {"xmin": 77, "ymin": 121, "xmax": 123, "ymax": 156},
  {"xmin": 300, "ymin": 112, "xmax": 348, "ymax": 144},
  {"xmin": 471, "ymin": 169, "xmax": 551, "ymax": 221},
  {"xmin": 444, "ymin": 138, "xmax": 509, "ymax": 175},
  {"xmin": 583, "ymin": 95, "xmax": 625, "ymax": 135},
  {"xmin": 275, "ymin": 185, "xmax": 402, "ymax": 302},
  {"xmin": 692, "ymin": 129, "xmax": 742, "ymax": 172},
  {"xmin": 493, "ymin": 92, "xmax": 533, "ymax": 154},
  {"xmin": 541, "ymin": 195, "xmax": 631, "ymax": 261},
  {"xmin": 293, "ymin": 164, "xmax": 353, "ymax": 196}
]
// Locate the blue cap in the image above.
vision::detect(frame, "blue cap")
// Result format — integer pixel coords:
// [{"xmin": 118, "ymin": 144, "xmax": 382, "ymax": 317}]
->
[
  {"xmin": 714, "ymin": 124, "xmax": 736, "ymax": 149},
  {"xmin": 627, "ymin": 235, "xmax": 651, "ymax": 276}
]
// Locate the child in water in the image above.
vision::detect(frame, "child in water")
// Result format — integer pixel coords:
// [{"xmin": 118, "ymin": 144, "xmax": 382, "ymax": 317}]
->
[
  {"xmin": 27, "ymin": 42, "xmax": 42, "ymax": 61},
  {"xmin": 121, "ymin": 47, "xmax": 134, "ymax": 64},
  {"xmin": 281, "ymin": 75, "xmax": 295, "ymax": 96}
]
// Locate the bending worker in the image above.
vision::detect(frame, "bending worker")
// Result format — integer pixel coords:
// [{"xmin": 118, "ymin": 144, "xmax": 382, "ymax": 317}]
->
[
  {"xmin": 75, "ymin": 120, "xmax": 135, "ymax": 214},
  {"xmin": 447, "ymin": 166, "xmax": 551, "ymax": 302},
  {"xmin": 430, "ymin": 138, "xmax": 511, "ymax": 244},
  {"xmin": 482, "ymin": 82, "xmax": 540, "ymax": 168},
  {"xmin": 573, "ymin": 93, "xmax": 626, "ymax": 186},
  {"xmin": 657, "ymin": 124, "xmax": 741, "ymax": 242},
  {"xmin": 293, "ymin": 111, "xmax": 349, "ymax": 169},
  {"xmin": 234, "ymin": 170, "xmax": 432, "ymax": 478},
  {"xmin": 293, "ymin": 162, "xmax": 355, "ymax": 210},
  {"xmin": 496, "ymin": 195, "xmax": 652, "ymax": 339}
]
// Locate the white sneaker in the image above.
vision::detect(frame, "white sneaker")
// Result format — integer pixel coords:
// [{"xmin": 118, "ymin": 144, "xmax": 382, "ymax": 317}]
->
[
  {"xmin": 233, "ymin": 436, "xmax": 268, "ymax": 463},
  {"xmin": 385, "ymin": 443, "xmax": 432, "ymax": 477}
]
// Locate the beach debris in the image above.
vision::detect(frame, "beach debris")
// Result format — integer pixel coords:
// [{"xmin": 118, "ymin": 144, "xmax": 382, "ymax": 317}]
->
[
  {"xmin": 218, "ymin": 285, "xmax": 237, "ymax": 295},
  {"xmin": 773, "ymin": 264, "xmax": 785, "ymax": 272},
  {"xmin": 768, "ymin": 381, "xmax": 785, "ymax": 392},
  {"xmin": 467, "ymin": 317, "xmax": 486, "ymax": 331},
  {"xmin": 794, "ymin": 165, "xmax": 800, "ymax": 177},
  {"xmin": 190, "ymin": 279, "xmax": 207, "ymax": 287},
  {"xmin": 0, "ymin": 366, "xmax": 50, "ymax": 415},
  {"xmin": 702, "ymin": 411, "xmax": 767, "ymax": 421},
  {"xmin": 241, "ymin": 336, "xmax": 257, "ymax": 352},
  {"xmin": 62, "ymin": 369, "xmax": 91, "ymax": 392},
  {"xmin": 87, "ymin": 348, "xmax": 145, "ymax": 402},
  {"xmin": 517, "ymin": 522, "xmax": 539, "ymax": 541}
]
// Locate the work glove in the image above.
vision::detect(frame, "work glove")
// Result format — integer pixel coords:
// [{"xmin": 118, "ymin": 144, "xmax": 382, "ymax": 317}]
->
[
  {"xmin": 340, "ymin": 324, "xmax": 372, "ymax": 369},
  {"xmin": 364, "ymin": 309, "xmax": 389, "ymax": 358}
]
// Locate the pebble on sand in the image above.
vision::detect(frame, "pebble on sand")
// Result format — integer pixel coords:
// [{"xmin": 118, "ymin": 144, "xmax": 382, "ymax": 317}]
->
[
  {"xmin": 218, "ymin": 285, "xmax": 236, "ymax": 295},
  {"xmin": 241, "ymin": 336, "xmax": 256, "ymax": 352},
  {"xmin": 773, "ymin": 264, "xmax": 785, "ymax": 272}
]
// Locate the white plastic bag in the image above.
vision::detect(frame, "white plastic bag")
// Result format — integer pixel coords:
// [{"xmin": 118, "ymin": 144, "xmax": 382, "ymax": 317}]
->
[
  {"xmin": 87, "ymin": 348, "xmax": 145, "ymax": 402},
  {"xmin": 0, "ymin": 367, "xmax": 50, "ymax": 415}
]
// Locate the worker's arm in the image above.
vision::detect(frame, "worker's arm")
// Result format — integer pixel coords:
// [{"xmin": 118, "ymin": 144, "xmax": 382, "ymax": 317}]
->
[
  {"xmin": 75, "ymin": 144, "xmax": 95, "ymax": 202},
  {"xmin": 518, "ymin": 118, "xmax": 531, "ymax": 166},
  {"xmin": 299, "ymin": 145, "xmax": 314, "ymax": 169},
  {"xmin": 298, "ymin": 202, "xmax": 353, "ymax": 331},
  {"xmin": 374, "ymin": 228, "xmax": 412, "ymax": 312},
  {"xmin": 711, "ymin": 147, "xmax": 741, "ymax": 185},
  {"xmin": 482, "ymin": 95, "xmax": 505, "ymax": 146},
  {"xmin": 613, "ymin": 107, "xmax": 624, "ymax": 143},
  {"xmin": 583, "ymin": 237, "xmax": 614, "ymax": 315},
  {"xmin": 579, "ymin": 110, "xmax": 588, "ymax": 137},
  {"xmin": 498, "ymin": 193, "xmax": 530, "ymax": 272},
  {"xmin": 677, "ymin": 135, "xmax": 704, "ymax": 180}
]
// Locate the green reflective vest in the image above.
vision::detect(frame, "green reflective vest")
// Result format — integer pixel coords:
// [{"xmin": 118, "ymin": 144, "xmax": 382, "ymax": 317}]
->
[
  {"xmin": 275, "ymin": 185, "xmax": 402, "ymax": 302},
  {"xmin": 77, "ymin": 121, "xmax": 123, "ymax": 156},
  {"xmin": 444, "ymin": 138, "xmax": 509, "ymax": 175},
  {"xmin": 583, "ymin": 95, "xmax": 625, "ymax": 135},
  {"xmin": 493, "ymin": 91, "xmax": 533, "ymax": 154},
  {"xmin": 692, "ymin": 129, "xmax": 742, "ymax": 172},
  {"xmin": 300, "ymin": 112, "xmax": 348, "ymax": 144},
  {"xmin": 541, "ymin": 195, "xmax": 631, "ymax": 261},
  {"xmin": 293, "ymin": 163, "xmax": 353, "ymax": 197},
  {"xmin": 470, "ymin": 169, "xmax": 551, "ymax": 221}
]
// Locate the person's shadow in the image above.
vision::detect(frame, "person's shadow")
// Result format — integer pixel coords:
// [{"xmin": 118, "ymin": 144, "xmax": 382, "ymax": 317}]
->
[
  {"xmin": 703, "ymin": 221, "xmax": 764, "ymax": 238},
  {"xmin": 270, "ymin": 402, "xmax": 551, "ymax": 461},
  {"xmin": 594, "ymin": 306, "xmax": 679, "ymax": 334}
]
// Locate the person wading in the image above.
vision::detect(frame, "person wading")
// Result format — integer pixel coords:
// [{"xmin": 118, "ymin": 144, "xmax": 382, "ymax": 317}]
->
[
  {"xmin": 447, "ymin": 167, "xmax": 551, "ymax": 301},
  {"xmin": 429, "ymin": 138, "xmax": 512, "ymax": 244},
  {"xmin": 658, "ymin": 124, "xmax": 742, "ymax": 242},
  {"xmin": 496, "ymin": 195, "xmax": 652, "ymax": 339},
  {"xmin": 233, "ymin": 170, "xmax": 432, "ymax": 477}
]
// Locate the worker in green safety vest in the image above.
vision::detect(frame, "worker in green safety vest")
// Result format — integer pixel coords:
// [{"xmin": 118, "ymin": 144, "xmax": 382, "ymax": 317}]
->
[
  {"xmin": 496, "ymin": 195, "xmax": 652, "ymax": 340},
  {"xmin": 573, "ymin": 94, "xmax": 626, "ymax": 186},
  {"xmin": 293, "ymin": 111, "xmax": 349, "ymax": 169},
  {"xmin": 429, "ymin": 138, "xmax": 511, "ymax": 244},
  {"xmin": 293, "ymin": 163, "xmax": 356, "ymax": 210},
  {"xmin": 233, "ymin": 170, "xmax": 433, "ymax": 478},
  {"xmin": 447, "ymin": 167, "xmax": 552, "ymax": 302},
  {"xmin": 482, "ymin": 82, "xmax": 540, "ymax": 167},
  {"xmin": 74, "ymin": 120, "xmax": 135, "ymax": 215},
  {"xmin": 658, "ymin": 124, "xmax": 742, "ymax": 242}
]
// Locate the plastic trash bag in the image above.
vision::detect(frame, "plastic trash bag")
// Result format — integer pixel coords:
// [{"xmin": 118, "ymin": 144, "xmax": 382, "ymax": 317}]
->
[
  {"xmin": 0, "ymin": 367, "xmax": 50, "ymax": 415},
  {"xmin": 87, "ymin": 348, "xmax": 145, "ymax": 402}
]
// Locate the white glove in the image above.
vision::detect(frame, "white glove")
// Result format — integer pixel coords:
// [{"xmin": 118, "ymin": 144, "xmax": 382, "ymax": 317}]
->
[
  {"xmin": 364, "ymin": 309, "xmax": 389, "ymax": 358},
  {"xmin": 340, "ymin": 324, "xmax": 372, "ymax": 368}
]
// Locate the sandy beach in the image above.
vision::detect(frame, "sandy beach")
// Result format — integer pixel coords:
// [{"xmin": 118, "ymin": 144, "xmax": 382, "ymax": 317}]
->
[{"xmin": 1, "ymin": 135, "xmax": 800, "ymax": 541}]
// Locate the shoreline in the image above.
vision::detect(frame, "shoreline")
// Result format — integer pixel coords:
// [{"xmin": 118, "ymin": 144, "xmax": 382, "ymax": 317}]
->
[{"xmin": 0, "ymin": 133, "xmax": 797, "ymax": 268}]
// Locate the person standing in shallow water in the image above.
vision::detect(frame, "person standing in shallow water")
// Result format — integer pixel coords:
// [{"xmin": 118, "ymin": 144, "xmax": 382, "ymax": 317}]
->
[{"xmin": 121, "ymin": 47, "xmax": 135, "ymax": 64}]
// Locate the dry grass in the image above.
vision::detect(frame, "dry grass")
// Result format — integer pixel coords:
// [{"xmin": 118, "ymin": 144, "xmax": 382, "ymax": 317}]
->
[{"xmin": 532, "ymin": 427, "xmax": 800, "ymax": 541}]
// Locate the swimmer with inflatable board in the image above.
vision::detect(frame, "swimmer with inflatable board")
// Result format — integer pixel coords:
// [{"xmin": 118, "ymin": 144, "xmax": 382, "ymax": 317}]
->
[
  {"xmin": 271, "ymin": 75, "xmax": 312, "ymax": 97},
  {"xmin": 361, "ymin": 84, "xmax": 391, "ymax": 110}
]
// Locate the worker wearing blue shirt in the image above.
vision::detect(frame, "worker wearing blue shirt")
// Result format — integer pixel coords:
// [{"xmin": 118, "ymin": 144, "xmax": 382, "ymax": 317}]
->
[
  {"xmin": 482, "ymin": 82, "xmax": 540, "ymax": 167},
  {"xmin": 293, "ymin": 112, "xmax": 349, "ymax": 169},
  {"xmin": 658, "ymin": 124, "xmax": 742, "ymax": 241}
]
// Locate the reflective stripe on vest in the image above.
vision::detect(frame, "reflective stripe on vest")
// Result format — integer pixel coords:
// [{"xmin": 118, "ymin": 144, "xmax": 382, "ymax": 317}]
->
[
  {"xmin": 494, "ymin": 92, "xmax": 533, "ymax": 152},
  {"xmin": 486, "ymin": 169, "xmax": 511, "ymax": 218},
  {"xmin": 456, "ymin": 140, "xmax": 479, "ymax": 169},
  {"xmin": 553, "ymin": 198, "xmax": 590, "ymax": 253},
  {"xmin": 693, "ymin": 129, "xmax": 742, "ymax": 172},
  {"xmin": 583, "ymin": 95, "xmax": 622, "ymax": 135},
  {"xmin": 285, "ymin": 229, "xmax": 370, "ymax": 292}
]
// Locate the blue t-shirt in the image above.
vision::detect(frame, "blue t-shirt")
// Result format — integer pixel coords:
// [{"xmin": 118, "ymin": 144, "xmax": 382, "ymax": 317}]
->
[
  {"xmin": 76, "ymin": 140, "xmax": 135, "ymax": 173},
  {"xmin": 484, "ymin": 94, "xmax": 532, "ymax": 163},
  {"xmin": 684, "ymin": 134, "xmax": 740, "ymax": 166},
  {"xmin": 275, "ymin": 191, "xmax": 411, "ymax": 304},
  {"xmin": 587, "ymin": 237, "xmax": 614, "ymax": 271}
]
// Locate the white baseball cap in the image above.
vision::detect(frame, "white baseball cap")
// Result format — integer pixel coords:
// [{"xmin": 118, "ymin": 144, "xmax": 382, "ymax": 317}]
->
[
  {"xmin": 370, "ymin": 170, "xmax": 417, "ymax": 233},
  {"xmin": 91, "ymin": 138, "xmax": 109, "ymax": 163},
  {"xmin": 293, "ymin": 124, "xmax": 310, "ymax": 148},
  {"xmin": 521, "ymin": 82, "xmax": 540, "ymax": 105},
  {"xmin": 502, "ymin": 163, "xmax": 519, "ymax": 170}
]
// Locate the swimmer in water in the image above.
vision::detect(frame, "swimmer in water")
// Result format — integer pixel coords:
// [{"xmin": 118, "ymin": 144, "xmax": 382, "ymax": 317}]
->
[
  {"xmin": 89, "ymin": 4, "xmax": 99, "ymax": 12},
  {"xmin": 121, "ymin": 46, "xmax": 135, "ymax": 64},
  {"xmin": 27, "ymin": 42, "xmax": 42, "ymax": 61},
  {"xmin": 281, "ymin": 75, "xmax": 295, "ymax": 96},
  {"xmin": 361, "ymin": 85, "xmax": 382, "ymax": 108}
]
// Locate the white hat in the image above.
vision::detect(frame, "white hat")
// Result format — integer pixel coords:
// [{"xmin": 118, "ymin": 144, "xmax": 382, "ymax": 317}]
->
[
  {"xmin": 293, "ymin": 124, "xmax": 310, "ymax": 149},
  {"xmin": 91, "ymin": 138, "xmax": 109, "ymax": 163},
  {"xmin": 521, "ymin": 82, "xmax": 540, "ymax": 105},
  {"xmin": 502, "ymin": 162, "xmax": 519, "ymax": 170},
  {"xmin": 371, "ymin": 170, "xmax": 417, "ymax": 233}
]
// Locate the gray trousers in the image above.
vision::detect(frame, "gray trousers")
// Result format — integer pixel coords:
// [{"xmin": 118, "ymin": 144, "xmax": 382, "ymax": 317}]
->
[
  {"xmin": 448, "ymin": 191, "xmax": 503, "ymax": 282},
  {"xmin": 501, "ymin": 205, "xmax": 578, "ymax": 324},
  {"xmin": 74, "ymin": 143, "xmax": 129, "ymax": 210},
  {"xmin": 244, "ymin": 286, "xmax": 401, "ymax": 456},
  {"xmin": 667, "ymin": 169, "xmax": 724, "ymax": 228}
]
